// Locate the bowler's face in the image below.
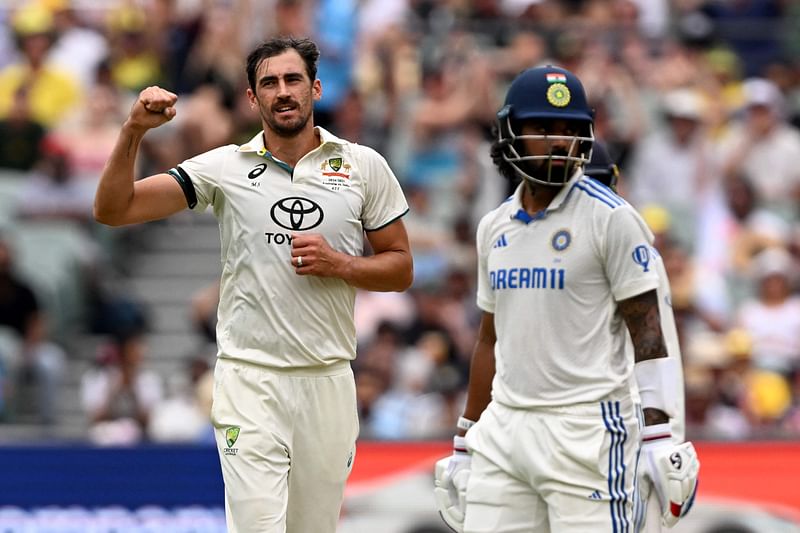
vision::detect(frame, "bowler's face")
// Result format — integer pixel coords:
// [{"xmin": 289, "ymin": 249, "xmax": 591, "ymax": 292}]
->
[{"xmin": 248, "ymin": 49, "xmax": 321, "ymax": 137}]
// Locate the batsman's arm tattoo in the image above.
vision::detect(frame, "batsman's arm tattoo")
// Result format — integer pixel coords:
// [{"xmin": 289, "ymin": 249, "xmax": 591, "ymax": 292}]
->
[
  {"xmin": 619, "ymin": 289, "xmax": 670, "ymax": 425},
  {"xmin": 618, "ymin": 289, "xmax": 666, "ymax": 363}
]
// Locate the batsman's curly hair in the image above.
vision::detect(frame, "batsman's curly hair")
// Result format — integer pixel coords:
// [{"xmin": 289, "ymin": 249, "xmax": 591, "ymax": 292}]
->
[{"xmin": 490, "ymin": 124, "xmax": 517, "ymax": 183}]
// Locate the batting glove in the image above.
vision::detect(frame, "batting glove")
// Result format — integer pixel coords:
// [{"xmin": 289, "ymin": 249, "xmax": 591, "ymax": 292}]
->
[
  {"xmin": 639, "ymin": 423, "xmax": 700, "ymax": 528},
  {"xmin": 433, "ymin": 435, "xmax": 471, "ymax": 533}
]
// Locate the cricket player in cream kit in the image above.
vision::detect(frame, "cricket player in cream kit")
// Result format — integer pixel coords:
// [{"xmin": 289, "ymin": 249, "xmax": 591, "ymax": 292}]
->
[
  {"xmin": 94, "ymin": 37, "xmax": 412, "ymax": 533},
  {"xmin": 434, "ymin": 66, "xmax": 698, "ymax": 533},
  {"xmin": 175, "ymin": 126, "xmax": 409, "ymax": 528},
  {"xmin": 175, "ymin": 127, "xmax": 408, "ymax": 369}
]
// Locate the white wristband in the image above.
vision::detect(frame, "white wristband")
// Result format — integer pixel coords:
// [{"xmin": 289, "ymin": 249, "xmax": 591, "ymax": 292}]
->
[
  {"xmin": 641, "ymin": 422, "xmax": 672, "ymax": 444},
  {"xmin": 453, "ymin": 435, "xmax": 468, "ymax": 453},
  {"xmin": 457, "ymin": 416, "xmax": 476, "ymax": 432},
  {"xmin": 634, "ymin": 356, "xmax": 680, "ymax": 419}
]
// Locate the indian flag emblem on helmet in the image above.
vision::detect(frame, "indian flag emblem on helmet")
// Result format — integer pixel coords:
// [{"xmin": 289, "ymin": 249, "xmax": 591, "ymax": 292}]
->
[
  {"xmin": 546, "ymin": 73, "xmax": 567, "ymax": 83},
  {"xmin": 546, "ymin": 83, "xmax": 571, "ymax": 108}
]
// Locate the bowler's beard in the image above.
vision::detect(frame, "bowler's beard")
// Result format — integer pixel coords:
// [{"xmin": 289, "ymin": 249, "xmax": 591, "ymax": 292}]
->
[{"xmin": 264, "ymin": 98, "xmax": 311, "ymax": 137}]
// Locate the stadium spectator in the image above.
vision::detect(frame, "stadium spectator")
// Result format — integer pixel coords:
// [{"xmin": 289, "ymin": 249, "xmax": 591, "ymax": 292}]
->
[
  {"xmin": 80, "ymin": 328, "xmax": 163, "ymax": 445},
  {"xmin": 694, "ymin": 171, "xmax": 792, "ymax": 306},
  {"xmin": 628, "ymin": 88, "xmax": 712, "ymax": 244},
  {"xmin": 49, "ymin": 82, "xmax": 125, "ymax": 185},
  {"xmin": 311, "ymin": 0, "xmax": 358, "ymax": 130},
  {"xmin": 720, "ymin": 78, "xmax": 800, "ymax": 220},
  {"xmin": 0, "ymin": 2, "xmax": 82, "ymax": 128},
  {"xmin": 106, "ymin": 4, "xmax": 162, "ymax": 94},
  {"xmin": 46, "ymin": 0, "xmax": 109, "ymax": 92},
  {"xmin": 0, "ymin": 235, "xmax": 65, "ymax": 425},
  {"xmin": 179, "ymin": 2, "xmax": 243, "ymax": 102},
  {"xmin": 16, "ymin": 135, "xmax": 95, "ymax": 222},
  {"xmin": 735, "ymin": 246, "xmax": 800, "ymax": 377},
  {"xmin": 148, "ymin": 354, "xmax": 214, "ymax": 444},
  {"xmin": 0, "ymin": 85, "xmax": 45, "ymax": 171}
]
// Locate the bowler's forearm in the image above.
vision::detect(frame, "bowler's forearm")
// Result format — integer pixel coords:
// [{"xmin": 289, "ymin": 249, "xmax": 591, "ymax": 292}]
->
[
  {"xmin": 94, "ymin": 124, "xmax": 146, "ymax": 225},
  {"xmin": 339, "ymin": 249, "xmax": 413, "ymax": 291}
]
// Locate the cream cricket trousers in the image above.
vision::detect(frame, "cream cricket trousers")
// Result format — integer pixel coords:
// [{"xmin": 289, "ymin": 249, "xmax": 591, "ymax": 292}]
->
[
  {"xmin": 211, "ymin": 357, "xmax": 359, "ymax": 533},
  {"xmin": 464, "ymin": 396, "xmax": 640, "ymax": 533}
]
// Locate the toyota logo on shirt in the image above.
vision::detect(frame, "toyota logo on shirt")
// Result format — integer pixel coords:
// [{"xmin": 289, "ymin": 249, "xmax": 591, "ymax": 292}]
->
[{"xmin": 270, "ymin": 197, "xmax": 324, "ymax": 231}]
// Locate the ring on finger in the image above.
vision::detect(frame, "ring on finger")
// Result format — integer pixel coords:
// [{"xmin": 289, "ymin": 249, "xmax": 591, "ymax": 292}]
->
[{"xmin": 296, "ymin": 256, "xmax": 303, "ymax": 267}]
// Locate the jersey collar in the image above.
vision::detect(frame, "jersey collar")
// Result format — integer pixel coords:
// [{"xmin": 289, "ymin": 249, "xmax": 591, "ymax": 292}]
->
[
  {"xmin": 236, "ymin": 126, "xmax": 347, "ymax": 156},
  {"xmin": 510, "ymin": 168, "xmax": 583, "ymax": 224}
]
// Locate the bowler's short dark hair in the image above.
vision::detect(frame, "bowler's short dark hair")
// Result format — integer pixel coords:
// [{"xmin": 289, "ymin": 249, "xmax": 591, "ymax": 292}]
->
[{"xmin": 246, "ymin": 37, "xmax": 320, "ymax": 92}]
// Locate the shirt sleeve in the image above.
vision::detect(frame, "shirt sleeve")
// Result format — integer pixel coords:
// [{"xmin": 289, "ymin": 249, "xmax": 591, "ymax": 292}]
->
[
  {"xmin": 475, "ymin": 214, "xmax": 495, "ymax": 313},
  {"xmin": 171, "ymin": 146, "xmax": 232, "ymax": 212},
  {"xmin": 603, "ymin": 205, "xmax": 659, "ymax": 302},
  {"xmin": 358, "ymin": 146, "xmax": 409, "ymax": 231}
]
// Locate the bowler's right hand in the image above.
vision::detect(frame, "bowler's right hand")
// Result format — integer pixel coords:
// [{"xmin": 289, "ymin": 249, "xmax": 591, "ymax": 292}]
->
[{"xmin": 126, "ymin": 86, "xmax": 178, "ymax": 133}]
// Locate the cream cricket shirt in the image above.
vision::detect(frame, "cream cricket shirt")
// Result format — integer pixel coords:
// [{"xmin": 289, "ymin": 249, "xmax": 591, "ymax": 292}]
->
[
  {"xmin": 476, "ymin": 172, "xmax": 659, "ymax": 408},
  {"xmin": 171, "ymin": 127, "xmax": 408, "ymax": 368}
]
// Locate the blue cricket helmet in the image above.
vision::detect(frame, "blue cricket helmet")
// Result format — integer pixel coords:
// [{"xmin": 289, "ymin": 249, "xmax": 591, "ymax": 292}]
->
[
  {"xmin": 497, "ymin": 65, "xmax": 595, "ymax": 186},
  {"xmin": 583, "ymin": 140, "xmax": 619, "ymax": 190}
]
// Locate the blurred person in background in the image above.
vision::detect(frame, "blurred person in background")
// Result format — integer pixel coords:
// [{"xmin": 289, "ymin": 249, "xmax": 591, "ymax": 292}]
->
[
  {"xmin": 694, "ymin": 171, "xmax": 792, "ymax": 307},
  {"xmin": 628, "ymin": 88, "xmax": 713, "ymax": 247},
  {"xmin": 0, "ymin": 86, "xmax": 46, "ymax": 171},
  {"xmin": 0, "ymin": 2, "xmax": 82, "ymax": 128},
  {"xmin": 575, "ymin": 36, "xmax": 646, "ymax": 169},
  {"xmin": 721, "ymin": 78, "xmax": 800, "ymax": 221},
  {"xmin": 106, "ymin": 4, "xmax": 163, "ymax": 95},
  {"xmin": 367, "ymin": 330, "xmax": 446, "ymax": 440},
  {"xmin": 49, "ymin": 81, "xmax": 124, "ymax": 185},
  {"xmin": 16, "ymin": 135, "xmax": 96, "ymax": 222},
  {"xmin": 0, "ymin": 235, "xmax": 65, "ymax": 425},
  {"xmin": 354, "ymin": 285, "xmax": 415, "ymax": 347},
  {"xmin": 311, "ymin": 0, "xmax": 358, "ymax": 130},
  {"xmin": 46, "ymin": 0, "xmax": 109, "ymax": 92},
  {"xmin": 178, "ymin": 1, "xmax": 244, "ymax": 101},
  {"xmin": 93, "ymin": 37, "xmax": 412, "ymax": 533},
  {"xmin": 684, "ymin": 329, "xmax": 753, "ymax": 439},
  {"xmin": 148, "ymin": 354, "xmax": 214, "ymax": 444},
  {"xmin": 80, "ymin": 328, "xmax": 163, "ymax": 445},
  {"xmin": 657, "ymin": 230, "xmax": 731, "ymax": 345},
  {"xmin": 735, "ymin": 246, "xmax": 800, "ymax": 378},
  {"xmin": 435, "ymin": 66, "xmax": 698, "ymax": 533}
]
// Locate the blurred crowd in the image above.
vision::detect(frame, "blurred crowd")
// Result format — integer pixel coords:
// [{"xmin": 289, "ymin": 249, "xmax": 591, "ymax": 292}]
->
[{"xmin": 0, "ymin": 0, "xmax": 799, "ymax": 444}]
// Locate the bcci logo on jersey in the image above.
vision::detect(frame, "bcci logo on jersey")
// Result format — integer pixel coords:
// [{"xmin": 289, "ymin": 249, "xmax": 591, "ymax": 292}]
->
[
  {"xmin": 551, "ymin": 229, "xmax": 571, "ymax": 251},
  {"xmin": 224, "ymin": 426, "xmax": 240, "ymax": 456}
]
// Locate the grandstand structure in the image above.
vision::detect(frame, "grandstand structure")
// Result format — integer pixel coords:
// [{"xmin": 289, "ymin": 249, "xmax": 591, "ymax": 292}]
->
[{"xmin": 0, "ymin": 179, "xmax": 220, "ymax": 442}]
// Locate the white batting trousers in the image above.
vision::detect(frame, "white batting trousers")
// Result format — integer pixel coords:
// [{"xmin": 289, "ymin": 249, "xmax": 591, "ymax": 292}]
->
[{"xmin": 464, "ymin": 396, "xmax": 640, "ymax": 533}]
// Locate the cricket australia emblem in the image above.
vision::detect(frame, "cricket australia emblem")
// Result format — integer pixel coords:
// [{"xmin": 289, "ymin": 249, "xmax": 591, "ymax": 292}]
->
[
  {"xmin": 224, "ymin": 426, "xmax": 240, "ymax": 456},
  {"xmin": 320, "ymin": 156, "xmax": 352, "ymax": 190}
]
